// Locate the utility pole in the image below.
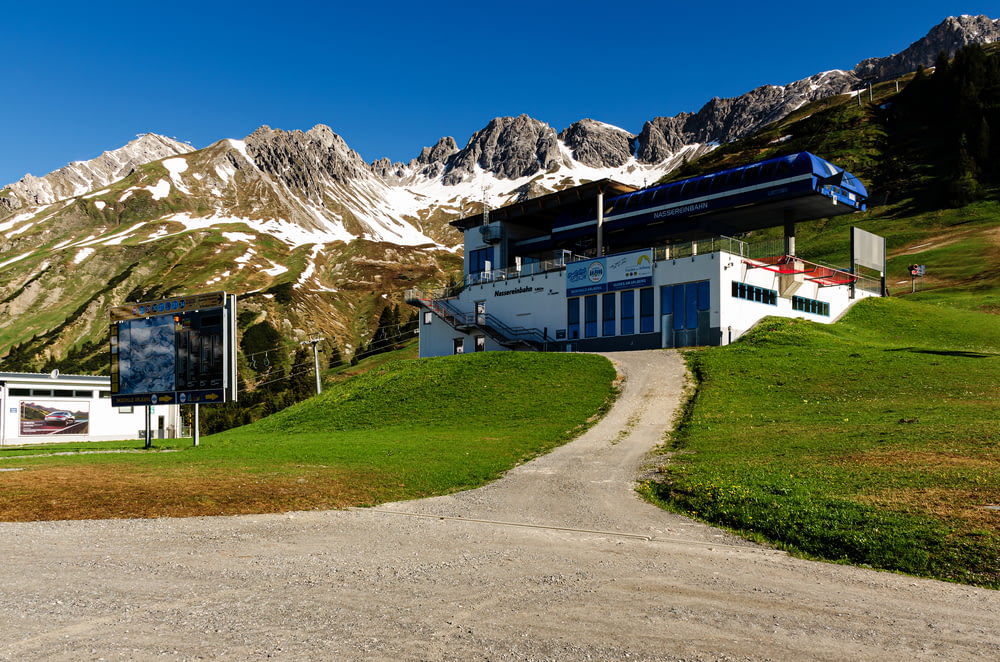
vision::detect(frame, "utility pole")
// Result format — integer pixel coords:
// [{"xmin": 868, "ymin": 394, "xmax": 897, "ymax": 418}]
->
[{"xmin": 301, "ymin": 337, "xmax": 324, "ymax": 395}]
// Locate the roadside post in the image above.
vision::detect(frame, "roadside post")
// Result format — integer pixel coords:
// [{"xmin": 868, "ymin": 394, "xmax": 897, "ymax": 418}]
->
[{"xmin": 908, "ymin": 264, "xmax": 926, "ymax": 293}]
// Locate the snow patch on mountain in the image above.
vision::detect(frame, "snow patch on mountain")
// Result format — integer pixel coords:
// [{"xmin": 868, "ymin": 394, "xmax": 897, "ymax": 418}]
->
[
  {"xmin": 234, "ymin": 248, "xmax": 255, "ymax": 267},
  {"xmin": 163, "ymin": 157, "xmax": 190, "ymax": 194},
  {"xmin": 0, "ymin": 211, "xmax": 39, "ymax": 236},
  {"xmin": 222, "ymin": 231, "xmax": 256, "ymax": 243},
  {"xmin": 146, "ymin": 179, "xmax": 171, "ymax": 200},
  {"xmin": 295, "ymin": 245, "xmax": 323, "ymax": 289},
  {"xmin": 0, "ymin": 252, "xmax": 32, "ymax": 269},
  {"xmin": 263, "ymin": 259, "xmax": 288, "ymax": 277}
]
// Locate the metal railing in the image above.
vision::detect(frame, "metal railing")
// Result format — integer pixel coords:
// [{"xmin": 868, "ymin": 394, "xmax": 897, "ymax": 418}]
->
[
  {"xmin": 404, "ymin": 289, "xmax": 547, "ymax": 349},
  {"xmin": 652, "ymin": 236, "xmax": 751, "ymax": 260},
  {"xmin": 464, "ymin": 253, "xmax": 586, "ymax": 287}
]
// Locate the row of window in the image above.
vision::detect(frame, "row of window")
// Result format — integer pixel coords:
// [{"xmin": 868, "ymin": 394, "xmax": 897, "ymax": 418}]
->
[
  {"xmin": 6, "ymin": 388, "xmax": 106, "ymax": 398},
  {"xmin": 732, "ymin": 282, "xmax": 831, "ymax": 316},
  {"xmin": 567, "ymin": 281, "xmax": 711, "ymax": 339},
  {"xmin": 792, "ymin": 296, "xmax": 831, "ymax": 317},
  {"xmin": 568, "ymin": 288, "xmax": 654, "ymax": 339},
  {"xmin": 731, "ymin": 281, "xmax": 778, "ymax": 305}
]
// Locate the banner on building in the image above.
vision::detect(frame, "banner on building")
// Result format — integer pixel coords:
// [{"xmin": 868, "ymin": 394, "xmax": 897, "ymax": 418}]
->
[{"xmin": 566, "ymin": 249, "xmax": 653, "ymax": 297}]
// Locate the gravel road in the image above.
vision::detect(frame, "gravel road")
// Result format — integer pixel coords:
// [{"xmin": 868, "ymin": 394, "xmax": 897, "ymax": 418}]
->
[{"xmin": 0, "ymin": 350, "xmax": 997, "ymax": 661}]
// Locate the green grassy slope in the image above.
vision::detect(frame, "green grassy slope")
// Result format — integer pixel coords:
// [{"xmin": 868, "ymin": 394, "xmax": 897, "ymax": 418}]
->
[
  {"xmin": 0, "ymin": 352, "xmax": 616, "ymax": 519},
  {"xmin": 642, "ymin": 297, "xmax": 1000, "ymax": 588}
]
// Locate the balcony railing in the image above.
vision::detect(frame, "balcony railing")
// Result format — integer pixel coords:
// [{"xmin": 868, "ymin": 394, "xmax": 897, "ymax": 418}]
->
[
  {"xmin": 408, "ymin": 234, "xmax": 878, "ymax": 301},
  {"xmin": 464, "ymin": 253, "xmax": 585, "ymax": 287}
]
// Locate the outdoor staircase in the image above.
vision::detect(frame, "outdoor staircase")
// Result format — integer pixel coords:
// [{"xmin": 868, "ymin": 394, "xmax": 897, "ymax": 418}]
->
[{"xmin": 405, "ymin": 289, "xmax": 548, "ymax": 350}]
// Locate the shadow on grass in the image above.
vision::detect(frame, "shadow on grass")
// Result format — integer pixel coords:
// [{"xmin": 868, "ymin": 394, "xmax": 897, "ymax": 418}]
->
[{"xmin": 886, "ymin": 347, "xmax": 997, "ymax": 358}]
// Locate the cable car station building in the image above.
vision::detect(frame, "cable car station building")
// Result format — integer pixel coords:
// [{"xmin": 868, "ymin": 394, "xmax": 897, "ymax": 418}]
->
[{"xmin": 407, "ymin": 152, "xmax": 885, "ymax": 357}]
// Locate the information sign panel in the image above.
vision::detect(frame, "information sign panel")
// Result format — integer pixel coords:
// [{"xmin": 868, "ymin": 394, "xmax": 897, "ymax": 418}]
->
[
  {"xmin": 566, "ymin": 249, "xmax": 653, "ymax": 297},
  {"xmin": 110, "ymin": 292, "xmax": 237, "ymax": 407}
]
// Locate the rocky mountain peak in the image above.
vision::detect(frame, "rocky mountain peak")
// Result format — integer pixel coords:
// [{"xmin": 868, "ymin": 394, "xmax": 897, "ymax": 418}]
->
[
  {"xmin": 442, "ymin": 115, "xmax": 569, "ymax": 185},
  {"xmin": 416, "ymin": 136, "xmax": 459, "ymax": 165},
  {"xmin": 1, "ymin": 133, "xmax": 194, "ymax": 212},
  {"xmin": 853, "ymin": 15, "xmax": 1000, "ymax": 82},
  {"xmin": 411, "ymin": 136, "xmax": 460, "ymax": 179},
  {"xmin": 559, "ymin": 119, "xmax": 634, "ymax": 168},
  {"xmin": 244, "ymin": 124, "xmax": 372, "ymax": 197}
]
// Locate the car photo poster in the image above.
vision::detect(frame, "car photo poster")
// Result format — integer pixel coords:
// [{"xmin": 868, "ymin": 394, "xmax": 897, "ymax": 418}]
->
[{"xmin": 19, "ymin": 401, "xmax": 90, "ymax": 436}]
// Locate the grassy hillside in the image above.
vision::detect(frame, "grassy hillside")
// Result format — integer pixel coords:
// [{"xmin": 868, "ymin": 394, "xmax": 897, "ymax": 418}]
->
[
  {"xmin": 0, "ymin": 352, "xmax": 616, "ymax": 520},
  {"xmin": 642, "ymin": 297, "xmax": 1000, "ymax": 588}
]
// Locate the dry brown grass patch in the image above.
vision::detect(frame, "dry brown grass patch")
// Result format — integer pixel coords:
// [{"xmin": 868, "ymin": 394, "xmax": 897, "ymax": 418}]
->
[
  {"xmin": 0, "ymin": 463, "xmax": 384, "ymax": 521},
  {"xmin": 843, "ymin": 449, "xmax": 996, "ymax": 471},
  {"xmin": 857, "ymin": 487, "xmax": 1000, "ymax": 533}
]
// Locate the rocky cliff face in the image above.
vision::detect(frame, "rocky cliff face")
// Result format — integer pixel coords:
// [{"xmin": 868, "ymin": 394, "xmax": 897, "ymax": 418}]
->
[
  {"xmin": 559, "ymin": 119, "xmax": 634, "ymax": 169},
  {"xmin": 245, "ymin": 124, "xmax": 373, "ymax": 201},
  {"xmin": 854, "ymin": 15, "xmax": 1000, "ymax": 81},
  {"xmin": 1, "ymin": 134, "xmax": 194, "ymax": 213},
  {"xmin": 442, "ymin": 115, "xmax": 570, "ymax": 185}
]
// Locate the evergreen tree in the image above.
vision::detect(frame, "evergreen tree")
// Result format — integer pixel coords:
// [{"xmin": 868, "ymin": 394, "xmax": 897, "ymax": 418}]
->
[
  {"xmin": 327, "ymin": 343, "xmax": 343, "ymax": 369},
  {"xmin": 289, "ymin": 347, "xmax": 316, "ymax": 399}
]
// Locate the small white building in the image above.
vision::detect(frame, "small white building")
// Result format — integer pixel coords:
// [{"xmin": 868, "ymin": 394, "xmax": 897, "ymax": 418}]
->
[
  {"xmin": 0, "ymin": 371, "xmax": 183, "ymax": 446},
  {"xmin": 408, "ymin": 152, "xmax": 885, "ymax": 357}
]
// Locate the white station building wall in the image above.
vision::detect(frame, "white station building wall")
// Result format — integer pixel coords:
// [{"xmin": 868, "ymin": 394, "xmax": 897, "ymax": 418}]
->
[
  {"xmin": 0, "ymin": 373, "xmax": 183, "ymax": 446},
  {"xmin": 418, "ymin": 249, "xmax": 876, "ymax": 358}
]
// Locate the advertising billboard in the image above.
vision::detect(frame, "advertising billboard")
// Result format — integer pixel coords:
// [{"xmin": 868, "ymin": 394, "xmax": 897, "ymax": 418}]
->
[
  {"xmin": 110, "ymin": 292, "xmax": 237, "ymax": 407},
  {"xmin": 566, "ymin": 249, "xmax": 653, "ymax": 297},
  {"xmin": 19, "ymin": 401, "xmax": 90, "ymax": 436}
]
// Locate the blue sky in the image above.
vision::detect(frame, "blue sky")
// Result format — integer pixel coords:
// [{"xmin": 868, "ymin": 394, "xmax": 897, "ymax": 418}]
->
[{"xmin": 1, "ymin": 1, "xmax": 996, "ymax": 187}]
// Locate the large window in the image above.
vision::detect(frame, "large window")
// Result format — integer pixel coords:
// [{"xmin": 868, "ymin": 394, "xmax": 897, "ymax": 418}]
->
[
  {"xmin": 468, "ymin": 247, "xmax": 494, "ymax": 275},
  {"xmin": 567, "ymin": 298, "xmax": 580, "ymax": 339},
  {"xmin": 662, "ymin": 281, "xmax": 711, "ymax": 330},
  {"xmin": 602, "ymin": 293, "xmax": 616, "ymax": 336},
  {"xmin": 620, "ymin": 290, "xmax": 635, "ymax": 335},
  {"xmin": 639, "ymin": 288, "xmax": 655, "ymax": 333},
  {"xmin": 584, "ymin": 295, "xmax": 598, "ymax": 338}
]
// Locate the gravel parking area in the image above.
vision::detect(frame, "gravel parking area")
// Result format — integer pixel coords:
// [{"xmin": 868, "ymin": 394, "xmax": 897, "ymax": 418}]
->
[{"xmin": 0, "ymin": 350, "xmax": 997, "ymax": 660}]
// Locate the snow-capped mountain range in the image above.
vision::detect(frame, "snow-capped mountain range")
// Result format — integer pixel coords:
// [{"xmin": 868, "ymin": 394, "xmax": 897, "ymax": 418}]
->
[{"xmin": 0, "ymin": 14, "xmax": 997, "ymax": 369}]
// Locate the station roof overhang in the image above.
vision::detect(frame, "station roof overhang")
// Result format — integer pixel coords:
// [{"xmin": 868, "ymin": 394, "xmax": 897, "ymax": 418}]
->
[
  {"xmin": 623, "ymin": 194, "xmax": 855, "ymax": 240},
  {"xmin": 449, "ymin": 179, "xmax": 637, "ymax": 232}
]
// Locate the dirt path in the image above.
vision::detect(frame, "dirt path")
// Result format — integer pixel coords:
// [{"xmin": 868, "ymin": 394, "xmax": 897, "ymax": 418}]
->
[{"xmin": 0, "ymin": 350, "xmax": 997, "ymax": 661}]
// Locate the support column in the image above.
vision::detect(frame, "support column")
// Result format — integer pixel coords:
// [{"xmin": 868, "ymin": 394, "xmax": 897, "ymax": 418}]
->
[
  {"xmin": 144, "ymin": 406, "xmax": 152, "ymax": 449},
  {"xmin": 596, "ymin": 186, "xmax": 605, "ymax": 256},
  {"xmin": 783, "ymin": 212, "xmax": 796, "ymax": 256},
  {"xmin": 193, "ymin": 403, "xmax": 200, "ymax": 447}
]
